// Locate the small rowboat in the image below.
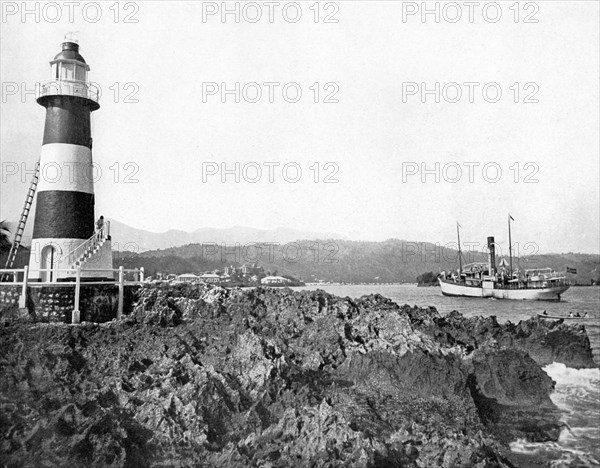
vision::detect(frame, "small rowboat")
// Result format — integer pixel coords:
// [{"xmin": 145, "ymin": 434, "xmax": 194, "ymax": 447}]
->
[{"xmin": 537, "ymin": 314, "xmax": 593, "ymax": 320}]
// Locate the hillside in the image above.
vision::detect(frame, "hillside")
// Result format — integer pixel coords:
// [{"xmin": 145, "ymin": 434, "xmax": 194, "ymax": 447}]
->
[
  {"xmin": 5, "ymin": 219, "xmax": 348, "ymax": 253},
  {"xmin": 114, "ymin": 240, "xmax": 600, "ymax": 284},
  {"xmin": 4, "ymin": 239, "xmax": 598, "ymax": 284},
  {"xmin": 106, "ymin": 220, "xmax": 348, "ymax": 252}
]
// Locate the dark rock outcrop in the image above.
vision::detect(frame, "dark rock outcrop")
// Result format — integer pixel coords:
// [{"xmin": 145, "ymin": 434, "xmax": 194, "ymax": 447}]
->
[
  {"xmin": 468, "ymin": 347, "xmax": 562, "ymax": 443},
  {"xmin": 405, "ymin": 307, "xmax": 596, "ymax": 369},
  {"xmin": 1, "ymin": 285, "xmax": 590, "ymax": 467}
]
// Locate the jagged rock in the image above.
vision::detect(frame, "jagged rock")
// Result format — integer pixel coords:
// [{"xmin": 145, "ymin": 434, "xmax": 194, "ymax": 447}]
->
[
  {"xmin": 405, "ymin": 307, "xmax": 596, "ymax": 369},
  {"xmin": 467, "ymin": 347, "xmax": 561, "ymax": 443},
  {"xmin": 511, "ymin": 317, "xmax": 596, "ymax": 369},
  {"xmin": 0, "ymin": 305, "xmax": 34, "ymax": 324},
  {"xmin": 2, "ymin": 285, "xmax": 592, "ymax": 467}
]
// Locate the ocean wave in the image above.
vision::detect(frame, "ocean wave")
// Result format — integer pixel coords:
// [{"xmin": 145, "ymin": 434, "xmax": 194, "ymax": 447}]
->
[
  {"xmin": 518, "ymin": 363, "xmax": 600, "ymax": 466},
  {"xmin": 544, "ymin": 362, "xmax": 600, "ymax": 394},
  {"xmin": 550, "ymin": 452, "xmax": 600, "ymax": 468},
  {"xmin": 509, "ymin": 437, "xmax": 600, "ymax": 467},
  {"xmin": 544, "ymin": 363, "xmax": 599, "ymax": 429},
  {"xmin": 510, "ymin": 437, "xmax": 560, "ymax": 455}
]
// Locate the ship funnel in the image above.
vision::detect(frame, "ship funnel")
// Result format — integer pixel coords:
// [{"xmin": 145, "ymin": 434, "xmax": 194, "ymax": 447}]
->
[{"xmin": 487, "ymin": 236, "xmax": 496, "ymax": 274}]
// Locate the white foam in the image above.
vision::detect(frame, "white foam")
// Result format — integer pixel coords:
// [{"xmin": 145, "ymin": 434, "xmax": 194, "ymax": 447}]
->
[
  {"xmin": 549, "ymin": 449, "xmax": 600, "ymax": 468},
  {"xmin": 509, "ymin": 438, "xmax": 550, "ymax": 455},
  {"xmin": 510, "ymin": 437, "xmax": 599, "ymax": 466},
  {"xmin": 509, "ymin": 363, "xmax": 600, "ymax": 466},
  {"xmin": 544, "ymin": 362, "xmax": 600, "ymax": 394}
]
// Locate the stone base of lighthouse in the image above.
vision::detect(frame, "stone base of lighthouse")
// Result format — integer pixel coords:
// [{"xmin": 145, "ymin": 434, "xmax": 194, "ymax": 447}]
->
[{"xmin": 28, "ymin": 238, "xmax": 114, "ymax": 282}]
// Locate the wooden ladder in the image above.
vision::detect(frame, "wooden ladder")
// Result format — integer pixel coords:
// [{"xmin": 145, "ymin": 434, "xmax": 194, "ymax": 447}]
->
[{"xmin": 4, "ymin": 161, "xmax": 40, "ymax": 269}]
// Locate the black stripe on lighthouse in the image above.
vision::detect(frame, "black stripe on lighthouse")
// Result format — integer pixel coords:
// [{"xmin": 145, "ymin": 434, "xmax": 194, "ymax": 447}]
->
[
  {"xmin": 32, "ymin": 191, "xmax": 95, "ymax": 239},
  {"xmin": 33, "ymin": 93, "xmax": 96, "ymax": 241},
  {"xmin": 38, "ymin": 95, "xmax": 94, "ymax": 148}
]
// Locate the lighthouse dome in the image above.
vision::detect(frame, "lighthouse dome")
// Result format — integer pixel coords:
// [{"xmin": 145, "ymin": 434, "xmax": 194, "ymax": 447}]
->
[
  {"xmin": 40, "ymin": 39, "xmax": 97, "ymax": 110},
  {"xmin": 54, "ymin": 42, "xmax": 86, "ymax": 64}
]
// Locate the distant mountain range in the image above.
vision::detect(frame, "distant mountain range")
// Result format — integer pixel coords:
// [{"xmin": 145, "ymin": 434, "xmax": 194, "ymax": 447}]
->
[
  {"xmin": 112, "ymin": 239, "xmax": 600, "ymax": 285},
  {"xmin": 4, "ymin": 231, "xmax": 599, "ymax": 284},
  {"xmin": 107, "ymin": 219, "xmax": 349, "ymax": 253}
]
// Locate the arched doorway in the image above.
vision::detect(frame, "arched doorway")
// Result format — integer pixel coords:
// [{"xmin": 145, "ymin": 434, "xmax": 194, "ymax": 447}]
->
[{"xmin": 40, "ymin": 245, "xmax": 57, "ymax": 282}]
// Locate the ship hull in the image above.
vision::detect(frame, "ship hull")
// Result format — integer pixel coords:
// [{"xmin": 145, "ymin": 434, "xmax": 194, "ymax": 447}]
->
[
  {"xmin": 439, "ymin": 279, "xmax": 570, "ymax": 301},
  {"xmin": 438, "ymin": 280, "xmax": 487, "ymax": 298}
]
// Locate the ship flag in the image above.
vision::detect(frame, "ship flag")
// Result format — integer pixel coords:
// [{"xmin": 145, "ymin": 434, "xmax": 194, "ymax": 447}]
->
[{"xmin": 509, "ymin": 214, "xmax": 515, "ymax": 221}]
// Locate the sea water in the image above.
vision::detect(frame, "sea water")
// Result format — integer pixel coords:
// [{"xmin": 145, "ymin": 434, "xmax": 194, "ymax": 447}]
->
[
  {"xmin": 509, "ymin": 363, "xmax": 600, "ymax": 467},
  {"xmin": 292, "ymin": 284, "xmax": 600, "ymax": 467}
]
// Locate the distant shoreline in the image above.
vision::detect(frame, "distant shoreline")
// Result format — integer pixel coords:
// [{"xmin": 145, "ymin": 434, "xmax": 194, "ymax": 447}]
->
[
  {"xmin": 301, "ymin": 282, "xmax": 417, "ymax": 287},
  {"xmin": 299, "ymin": 283, "xmax": 598, "ymax": 288}
]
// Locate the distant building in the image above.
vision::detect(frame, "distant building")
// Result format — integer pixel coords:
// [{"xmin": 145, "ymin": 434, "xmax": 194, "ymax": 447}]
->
[
  {"xmin": 177, "ymin": 273, "xmax": 198, "ymax": 283},
  {"xmin": 199, "ymin": 273, "xmax": 221, "ymax": 283},
  {"xmin": 261, "ymin": 275, "xmax": 291, "ymax": 285},
  {"xmin": 225, "ymin": 263, "xmax": 264, "ymax": 277}
]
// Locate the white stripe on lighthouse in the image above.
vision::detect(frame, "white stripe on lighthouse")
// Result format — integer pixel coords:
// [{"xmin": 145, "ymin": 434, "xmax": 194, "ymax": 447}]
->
[
  {"xmin": 28, "ymin": 41, "xmax": 112, "ymax": 282},
  {"xmin": 37, "ymin": 143, "xmax": 94, "ymax": 193}
]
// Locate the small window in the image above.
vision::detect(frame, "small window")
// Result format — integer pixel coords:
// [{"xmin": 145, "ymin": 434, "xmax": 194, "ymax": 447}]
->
[
  {"xmin": 60, "ymin": 63, "xmax": 75, "ymax": 81},
  {"xmin": 74, "ymin": 65, "xmax": 87, "ymax": 82}
]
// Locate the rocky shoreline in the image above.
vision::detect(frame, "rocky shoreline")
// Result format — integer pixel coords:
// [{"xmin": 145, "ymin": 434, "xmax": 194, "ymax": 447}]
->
[{"xmin": 0, "ymin": 284, "xmax": 596, "ymax": 467}]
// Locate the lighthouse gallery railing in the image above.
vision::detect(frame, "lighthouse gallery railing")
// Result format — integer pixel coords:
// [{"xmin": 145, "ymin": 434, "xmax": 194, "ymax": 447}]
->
[{"xmin": 38, "ymin": 79, "xmax": 100, "ymax": 103}]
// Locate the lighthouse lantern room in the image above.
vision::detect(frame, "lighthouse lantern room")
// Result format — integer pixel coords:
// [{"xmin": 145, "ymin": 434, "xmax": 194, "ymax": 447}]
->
[{"xmin": 29, "ymin": 39, "xmax": 112, "ymax": 282}]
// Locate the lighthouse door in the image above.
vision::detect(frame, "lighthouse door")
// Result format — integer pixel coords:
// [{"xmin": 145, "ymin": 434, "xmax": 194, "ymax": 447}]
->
[{"xmin": 40, "ymin": 245, "xmax": 57, "ymax": 282}]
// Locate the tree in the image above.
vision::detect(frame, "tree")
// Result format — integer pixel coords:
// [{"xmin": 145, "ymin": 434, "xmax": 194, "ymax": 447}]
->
[
  {"xmin": 0, "ymin": 220, "xmax": 11, "ymax": 253},
  {"xmin": 416, "ymin": 271, "xmax": 439, "ymax": 287}
]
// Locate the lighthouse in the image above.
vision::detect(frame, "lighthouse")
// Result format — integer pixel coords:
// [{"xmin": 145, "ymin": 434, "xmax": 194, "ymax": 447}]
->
[{"xmin": 29, "ymin": 39, "xmax": 113, "ymax": 281}]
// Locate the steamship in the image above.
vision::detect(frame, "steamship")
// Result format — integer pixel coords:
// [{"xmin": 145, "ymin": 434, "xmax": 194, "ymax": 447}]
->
[{"xmin": 438, "ymin": 217, "xmax": 570, "ymax": 301}]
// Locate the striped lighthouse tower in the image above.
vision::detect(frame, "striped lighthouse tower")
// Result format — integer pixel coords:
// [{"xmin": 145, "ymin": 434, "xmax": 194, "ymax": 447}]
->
[{"xmin": 29, "ymin": 39, "xmax": 112, "ymax": 281}]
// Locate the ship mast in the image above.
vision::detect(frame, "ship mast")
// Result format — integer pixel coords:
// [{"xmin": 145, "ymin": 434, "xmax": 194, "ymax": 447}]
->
[
  {"xmin": 508, "ymin": 214, "xmax": 514, "ymax": 278},
  {"xmin": 457, "ymin": 222, "xmax": 463, "ymax": 275}
]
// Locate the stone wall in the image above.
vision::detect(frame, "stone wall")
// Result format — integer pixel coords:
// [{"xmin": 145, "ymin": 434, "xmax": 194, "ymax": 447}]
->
[
  {"xmin": 0, "ymin": 285, "xmax": 21, "ymax": 309},
  {"xmin": 0, "ymin": 283, "xmax": 140, "ymax": 323}
]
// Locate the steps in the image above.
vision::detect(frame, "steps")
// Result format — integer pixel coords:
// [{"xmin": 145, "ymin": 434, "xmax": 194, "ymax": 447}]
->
[
  {"xmin": 71, "ymin": 236, "xmax": 107, "ymax": 268},
  {"xmin": 67, "ymin": 221, "xmax": 111, "ymax": 271}
]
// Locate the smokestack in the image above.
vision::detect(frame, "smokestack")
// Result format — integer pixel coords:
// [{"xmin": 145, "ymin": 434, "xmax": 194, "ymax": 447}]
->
[{"xmin": 487, "ymin": 236, "xmax": 496, "ymax": 274}]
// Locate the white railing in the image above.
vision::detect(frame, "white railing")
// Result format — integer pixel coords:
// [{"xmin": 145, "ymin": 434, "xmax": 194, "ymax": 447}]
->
[
  {"xmin": 0, "ymin": 266, "xmax": 144, "ymax": 324},
  {"xmin": 64, "ymin": 221, "xmax": 110, "ymax": 269},
  {"xmin": 38, "ymin": 80, "xmax": 99, "ymax": 103},
  {"xmin": 526, "ymin": 271, "xmax": 567, "ymax": 282}
]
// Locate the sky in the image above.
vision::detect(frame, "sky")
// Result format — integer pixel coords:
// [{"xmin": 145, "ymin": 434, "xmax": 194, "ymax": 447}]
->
[{"xmin": 1, "ymin": 1, "xmax": 599, "ymax": 254}]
